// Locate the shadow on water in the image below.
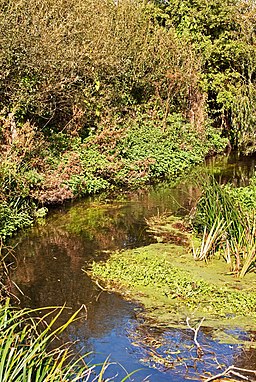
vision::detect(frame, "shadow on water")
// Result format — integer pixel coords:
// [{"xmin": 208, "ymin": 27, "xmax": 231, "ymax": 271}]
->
[{"xmin": 8, "ymin": 152, "xmax": 256, "ymax": 381}]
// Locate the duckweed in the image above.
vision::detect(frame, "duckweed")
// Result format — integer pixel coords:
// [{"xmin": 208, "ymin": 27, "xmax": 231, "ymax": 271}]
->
[{"xmin": 90, "ymin": 244, "xmax": 256, "ymax": 325}]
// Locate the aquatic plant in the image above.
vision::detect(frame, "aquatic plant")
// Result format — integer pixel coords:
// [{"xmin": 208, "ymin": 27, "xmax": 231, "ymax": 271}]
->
[
  {"xmin": 0, "ymin": 299, "xmax": 138, "ymax": 382},
  {"xmin": 191, "ymin": 177, "xmax": 256, "ymax": 276},
  {"xmin": 234, "ymin": 214, "xmax": 256, "ymax": 277},
  {"xmin": 0, "ymin": 301, "xmax": 92, "ymax": 382},
  {"xmin": 192, "ymin": 218, "xmax": 226, "ymax": 261},
  {"xmin": 90, "ymin": 243, "xmax": 256, "ymax": 322}
]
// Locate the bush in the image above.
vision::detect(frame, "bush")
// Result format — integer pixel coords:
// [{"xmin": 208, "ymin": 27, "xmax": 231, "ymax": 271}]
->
[
  {"xmin": 157, "ymin": 0, "xmax": 256, "ymax": 152},
  {"xmin": 0, "ymin": 0, "xmax": 231, "ymax": 240},
  {"xmin": 0, "ymin": 0, "xmax": 203, "ymax": 134}
]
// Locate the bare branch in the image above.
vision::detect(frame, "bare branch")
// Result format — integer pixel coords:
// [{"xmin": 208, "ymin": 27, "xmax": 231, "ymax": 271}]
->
[
  {"xmin": 205, "ymin": 365, "xmax": 256, "ymax": 382},
  {"xmin": 186, "ymin": 317, "xmax": 205, "ymax": 355}
]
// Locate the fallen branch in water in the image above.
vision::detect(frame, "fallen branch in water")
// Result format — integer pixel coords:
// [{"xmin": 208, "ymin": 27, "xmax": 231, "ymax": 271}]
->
[
  {"xmin": 186, "ymin": 317, "xmax": 205, "ymax": 356},
  {"xmin": 95, "ymin": 279, "xmax": 108, "ymax": 291},
  {"xmin": 205, "ymin": 365, "xmax": 256, "ymax": 381}
]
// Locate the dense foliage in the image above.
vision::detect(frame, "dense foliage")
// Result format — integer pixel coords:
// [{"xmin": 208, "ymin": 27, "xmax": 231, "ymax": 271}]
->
[
  {"xmin": 1, "ymin": 0, "xmax": 255, "ymax": 238},
  {"xmin": 156, "ymin": 0, "xmax": 256, "ymax": 152}
]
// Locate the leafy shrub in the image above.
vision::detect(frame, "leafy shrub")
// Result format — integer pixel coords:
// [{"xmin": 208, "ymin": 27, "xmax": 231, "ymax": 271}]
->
[
  {"xmin": 116, "ymin": 113, "xmax": 227, "ymax": 181},
  {"xmin": 0, "ymin": 0, "xmax": 233, "ymax": 240},
  {"xmin": 224, "ymin": 176, "xmax": 256, "ymax": 211},
  {"xmin": 0, "ymin": 202, "xmax": 33, "ymax": 240},
  {"xmin": 157, "ymin": 0, "xmax": 256, "ymax": 152},
  {"xmin": 0, "ymin": 0, "xmax": 203, "ymax": 133}
]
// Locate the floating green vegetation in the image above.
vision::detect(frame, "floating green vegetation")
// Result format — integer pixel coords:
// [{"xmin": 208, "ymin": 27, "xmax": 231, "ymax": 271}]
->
[{"xmin": 90, "ymin": 243, "xmax": 256, "ymax": 328}]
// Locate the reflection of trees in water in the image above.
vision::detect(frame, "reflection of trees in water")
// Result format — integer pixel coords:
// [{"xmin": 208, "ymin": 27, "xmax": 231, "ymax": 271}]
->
[
  {"xmin": 8, "ymin": 185, "xmax": 206, "ymax": 345},
  {"xmin": 209, "ymin": 153, "xmax": 256, "ymax": 187},
  {"xmin": 12, "ymin": 227, "xmax": 138, "ymax": 338},
  {"xmin": 9, "ymin": 157, "xmax": 256, "ymax": 375},
  {"xmin": 48, "ymin": 200, "xmax": 155, "ymax": 249},
  {"xmin": 10, "ymin": 215, "xmax": 139, "ymax": 341},
  {"xmin": 231, "ymin": 332, "xmax": 256, "ymax": 371}
]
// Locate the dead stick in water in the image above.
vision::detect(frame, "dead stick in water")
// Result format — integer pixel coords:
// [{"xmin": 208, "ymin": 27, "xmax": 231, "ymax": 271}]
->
[
  {"xmin": 205, "ymin": 365, "xmax": 256, "ymax": 382},
  {"xmin": 186, "ymin": 317, "xmax": 205, "ymax": 354}
]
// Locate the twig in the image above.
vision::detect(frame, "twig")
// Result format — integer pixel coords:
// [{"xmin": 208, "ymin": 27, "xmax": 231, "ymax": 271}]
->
[
  {"xmin": 205, "ymin": 365, "xmax": 256, "ymax": 382},
  {"xmin": 95, "ymin": 279, "xmax": 108, "ymax": 291},
  {"xmin": 186, "ymin": 317, "xmax": 205, "ymax": 355},
  {"xmin": 204, "ymin": 366, "xmax": 235, "ymax": 382},
  {"xmin": 229, "ymin": 370, "xmax": 249, "ymax": 380}
]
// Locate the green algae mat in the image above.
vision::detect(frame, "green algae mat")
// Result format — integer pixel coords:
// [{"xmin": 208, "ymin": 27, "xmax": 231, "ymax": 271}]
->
[{"xmin": 89, "ymin": 243, "xmax": 256, "ymax": 329}]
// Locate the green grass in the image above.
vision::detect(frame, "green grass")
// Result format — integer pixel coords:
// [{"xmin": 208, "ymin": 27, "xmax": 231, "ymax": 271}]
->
[{"xmin": 0, "ymin": 301, "xmax": 92, "ymax": 381}]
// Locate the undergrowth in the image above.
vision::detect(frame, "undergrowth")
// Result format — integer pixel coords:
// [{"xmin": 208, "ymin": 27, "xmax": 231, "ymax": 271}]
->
[{"xmin": 0, "ymin": 115, "xmax": 227, "ymax": 240}]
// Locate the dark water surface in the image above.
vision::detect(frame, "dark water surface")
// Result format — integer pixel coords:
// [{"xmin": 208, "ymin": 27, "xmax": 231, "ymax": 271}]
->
[{"xmin": 9, "ymin": 153, "xmax": 256, "ymax": 381}]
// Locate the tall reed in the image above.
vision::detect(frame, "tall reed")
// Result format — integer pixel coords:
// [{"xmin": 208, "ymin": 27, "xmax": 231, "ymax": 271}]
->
[
  {"xmin": 191, "ymin": 177, "xmax": 256, "ymax": 277},
  {"xmin": 0, "ymin": 301, "xmax": 91, "ymax": 381},
  {"xmin": 0, "ymin": 299, "xmax": 137, "ymax": 381}
]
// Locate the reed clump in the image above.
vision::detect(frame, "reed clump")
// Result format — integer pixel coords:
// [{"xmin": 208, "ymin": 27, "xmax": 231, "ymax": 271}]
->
[
  {"xmin": 191, "ymin": 177, "xmax": 256, "ymax": 277},
  {"xmin": 0, "ymin": 302, "xmax": 92, "ymax": 382}
]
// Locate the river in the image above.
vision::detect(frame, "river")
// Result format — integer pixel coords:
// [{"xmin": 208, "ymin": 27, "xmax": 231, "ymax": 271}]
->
[{"xmin": 8, "ymin": 152, "xmax": 256, "ymax": 381}]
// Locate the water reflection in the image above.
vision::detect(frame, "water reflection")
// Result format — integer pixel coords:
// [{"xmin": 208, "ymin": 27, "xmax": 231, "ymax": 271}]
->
[
  {"xmin": 8, "ymin": 152, "xmax": 256, "ymax": 381},
  {"xmin": 208, "ymin": 151, "xmax": 256, "ymax": 186},
  {"xmin": 10, "ymin": 224, "xmax": 138, "ymax": 340}
]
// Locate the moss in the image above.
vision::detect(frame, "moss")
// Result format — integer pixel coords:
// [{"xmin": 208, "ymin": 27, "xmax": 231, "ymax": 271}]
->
[{"xmin": 90, "ymin": 243, "xmax": 256, "ymax": 328}]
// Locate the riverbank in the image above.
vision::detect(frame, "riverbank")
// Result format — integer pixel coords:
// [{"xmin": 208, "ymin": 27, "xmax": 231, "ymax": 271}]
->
[
  {"xmin": 3, "ymin": 0, "xmax": 256, "ymax": 241},
  {"xmin": 0, "ymin": 119, "xmax": 227, "ymax": 240},
  {"xmin": 8, "ymin": 161, "xmax": 256, "ymax": 381}
]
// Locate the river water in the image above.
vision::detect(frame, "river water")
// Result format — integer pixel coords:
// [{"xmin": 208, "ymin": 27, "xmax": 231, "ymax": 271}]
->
[{"xmin": 9, "ymin": 152, "xmax": 256, "ymax": 381}]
